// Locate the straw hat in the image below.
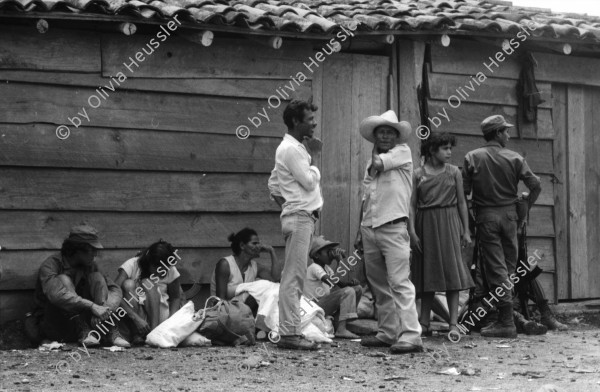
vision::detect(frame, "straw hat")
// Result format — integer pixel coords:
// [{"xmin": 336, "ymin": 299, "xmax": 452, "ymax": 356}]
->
[{"xmin": 359, "ymin": 110, "xmax": 411, "ymax": 143}]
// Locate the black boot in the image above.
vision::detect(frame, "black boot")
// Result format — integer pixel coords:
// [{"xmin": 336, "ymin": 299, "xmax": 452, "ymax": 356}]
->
[
  {"xmin": 539, "ymin": 300, "xmax": 568, "ymax": 331},
  {"xmin": 514, "ymin": 311, "xmax": 547, "ymax": 335},
  {"xmin": 465, "ymin": 299, "xmax": 496, "ymax": 332},
  {"xmin": 481, "ymin": 303, "xmax": 517, "ymax": 338}
]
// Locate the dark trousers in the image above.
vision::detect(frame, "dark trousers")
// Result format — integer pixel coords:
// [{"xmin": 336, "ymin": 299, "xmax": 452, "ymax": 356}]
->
[
  {"xmin": 40, "ymin": 272, "xmax": 109, "ymax": 342},
  {"xmin": 475, "ymin": 205, "xmax": 519, "ymax": 306}
]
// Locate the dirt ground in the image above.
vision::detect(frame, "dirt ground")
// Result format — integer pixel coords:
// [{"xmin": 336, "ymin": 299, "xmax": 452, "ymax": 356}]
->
[{"xmin": 1, "ymin": 313, "xmax": 599, "ymax": 392}]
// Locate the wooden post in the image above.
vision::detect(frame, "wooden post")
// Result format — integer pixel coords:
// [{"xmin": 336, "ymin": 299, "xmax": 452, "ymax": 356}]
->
[
  {"xmin": 249, "ymin": 36, "xmax": 282, "ymax": 49},
  {"xmin": 118, "ymin": 22, "xmax": 136, "ymax": 36},
  {"xmin": 397, "ymin": 39, "xmax": 426, "ymax": 166},
  {"xmin": 440, "ymin": 34, "xmax": 450, "ymax": 47},
  {"xmin": 180, "ymin": 31, "xmax": 214, "ymax": 47},
  {"xmin": 552, "ymin": 84, "xmax": 569, "ymax": 301},
  {"xmin": 374, "ymin": 35, "xmax": 395, "ymax": 45},
  {"xmin": 567, "ymin": 85, "xmax": 588, "ymax": 298},
  {"xmin": 36, "ymin": 19, "xmax": 48, "ymax": 34}
]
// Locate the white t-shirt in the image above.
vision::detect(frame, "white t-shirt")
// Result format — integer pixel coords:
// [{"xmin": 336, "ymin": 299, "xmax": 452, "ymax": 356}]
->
[
  {"xmin": 119, "ymin": 257, "xmax": 180, "ymax": 323},
  {"xmin": 304, "ymin": 263, "xmax": 334, "ymax": 300}
]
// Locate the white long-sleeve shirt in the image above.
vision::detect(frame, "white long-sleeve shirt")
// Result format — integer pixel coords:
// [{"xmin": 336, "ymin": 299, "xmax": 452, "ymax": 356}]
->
[{"xmin": 268, "ymin": 134, "xmax": 323, "ymax": 217}]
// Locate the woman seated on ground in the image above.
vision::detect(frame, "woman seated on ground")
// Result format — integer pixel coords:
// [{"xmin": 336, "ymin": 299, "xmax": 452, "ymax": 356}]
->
[
  {"xmin": 210, "ymin": 228, "xmax": 281, "ymax": 314},
  {"xmin": 115, "ymin": 240, "xmax": 182, "ymax": 345}
]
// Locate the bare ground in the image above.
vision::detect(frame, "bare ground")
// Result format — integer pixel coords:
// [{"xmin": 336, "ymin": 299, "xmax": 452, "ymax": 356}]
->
[{"xmin": 1, "ymin": 313, "xmax": 600, "ymax": 392}]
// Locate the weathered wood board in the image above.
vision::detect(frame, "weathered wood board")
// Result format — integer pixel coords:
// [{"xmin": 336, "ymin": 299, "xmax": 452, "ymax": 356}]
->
[
  {"xmin": 0, "ymin": 26, "xmax": 100, "ymax": 72},
  {"xmin": 0, "ymin": 82, "xmax": 286, "ymax": 137},
  {"xmin": 427, "ymin": 101, "xmax": 554, "ymax": 140},
  {"xmin": 0, "ymin": 70, "xmax": 311, "ymax": 100},
  {"xmin": 0, "ymin": 168, "xmax": 277, "ymax": 212},
  {"xmin": 427, "ymin": 70, "xmax": 552, "ymax": 109},
  {"xmin": 0, "ymin": 211, "xmax": 285, "ymax": 250},
  {"xmin": 431, "ymin": 40, "xmax": 600, "ymax": 87},
  {"xmin": 102, "ymin": 34, "xmax": 314, "ymax": 79},
  {"xmin": 0, "ymin": 247, "xmax": 286, "ymax": 290},
  {"xmin": 0, "ymin": 124, "xmax": 278, "ymax": 173}
]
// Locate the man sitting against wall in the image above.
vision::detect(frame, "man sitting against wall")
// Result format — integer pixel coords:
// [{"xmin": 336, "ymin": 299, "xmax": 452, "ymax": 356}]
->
[
  {"xmin": 304, "ymin": 236, "xmax": 363, "ymax": 339},
  {"xmin": 28, "ymin": 223, "xmax": 130, "ymax": 347}
]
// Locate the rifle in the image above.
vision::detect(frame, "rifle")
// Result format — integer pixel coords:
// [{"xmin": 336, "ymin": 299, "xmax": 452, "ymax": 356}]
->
[{"xmin": 514, "ymin": 197, "xmax": 543, "ymax": 319}]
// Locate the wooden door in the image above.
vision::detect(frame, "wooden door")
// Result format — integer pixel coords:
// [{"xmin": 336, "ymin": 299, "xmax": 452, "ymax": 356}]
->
[
  {"xmin": 313, "ymin": 53, "xmax": 389, "ymax": 282},
  {"xmin": 553, "ymin": 84, "xmax": 600, "ymax": 299}
]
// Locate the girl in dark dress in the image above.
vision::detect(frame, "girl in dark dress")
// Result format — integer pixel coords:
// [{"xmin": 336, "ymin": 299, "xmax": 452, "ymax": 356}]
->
[{"xmin": 409, "ymin": 132, "xmax": 474, "ymax": 339}]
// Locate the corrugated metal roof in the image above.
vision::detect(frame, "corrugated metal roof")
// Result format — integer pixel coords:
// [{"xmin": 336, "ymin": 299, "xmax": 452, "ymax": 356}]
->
[{"xmin": 2, "ymin": 0, "xmax": 600, "ymax": 41}]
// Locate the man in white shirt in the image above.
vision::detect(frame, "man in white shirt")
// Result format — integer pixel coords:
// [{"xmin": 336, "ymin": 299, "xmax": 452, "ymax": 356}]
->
[
  {"xmin": 268, "ymin": 100, "xmax": 323, "ymax": 350},
  {"xmin": 354, "ymin": 110, "xmax": 423, "ymax": 354}
]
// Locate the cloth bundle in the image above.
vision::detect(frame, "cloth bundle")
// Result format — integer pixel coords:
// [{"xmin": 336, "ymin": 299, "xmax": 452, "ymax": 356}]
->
[
  {"xmin": 146, "ymin": 300, "xmax": 210, "ymax": 348},
  {"xmin": 235, "ymin": 280, "xmax": 333, "ymax": 343}
]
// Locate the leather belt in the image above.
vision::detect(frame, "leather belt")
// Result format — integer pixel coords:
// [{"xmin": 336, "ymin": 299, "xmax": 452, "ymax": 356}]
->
[{"xmin": 385, "ymin": 217, "xmax": 407, "ymax": 225}]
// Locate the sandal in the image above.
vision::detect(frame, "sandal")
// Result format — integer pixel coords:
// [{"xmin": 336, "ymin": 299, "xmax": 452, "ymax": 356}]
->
[{"xmin": 420, "ymin": 322, "xmax": 433, "ymax": 337}]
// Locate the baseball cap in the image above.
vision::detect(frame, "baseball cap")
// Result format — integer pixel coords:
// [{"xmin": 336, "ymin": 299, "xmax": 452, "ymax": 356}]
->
[
  {"xmin": 67, "ymin": 222, "xmax": 103, "ymax": 249},
  {"xmin": 481, "ymin": 115, "xmax": 514, "ymax": 135}
]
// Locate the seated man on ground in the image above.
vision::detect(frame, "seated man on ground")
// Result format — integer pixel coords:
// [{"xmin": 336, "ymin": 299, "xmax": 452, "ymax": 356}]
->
[
  {"xmin": 304, "ymin": 236, "xmax": 363, "ymax": 339},
  {"xmin": 32, "ymin": 223, "xmax": 130, "ymax": 347},
  {"xmin": 115, "ymin": 240, "xmax": 183, "ymax": 345},
  {"xmin": 210, "ymin": 228, "xmax": 282, "ymax": 315}
]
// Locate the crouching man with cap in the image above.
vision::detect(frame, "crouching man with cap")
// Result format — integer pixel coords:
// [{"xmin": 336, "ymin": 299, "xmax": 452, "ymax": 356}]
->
[
  {"xmin": 304, "ymin": 236, "xmax": 363, "ymax": 339},
  {"xmin": 31, "ymin": 223, "xmax": 130, "ymax": 347},
  {"xmin": 354, "ymin": 110, "xmax": 423, "ymax": 354},
  {"xmin": 462, "ymin": 115, "xmax": 541, "ymax": 338}
]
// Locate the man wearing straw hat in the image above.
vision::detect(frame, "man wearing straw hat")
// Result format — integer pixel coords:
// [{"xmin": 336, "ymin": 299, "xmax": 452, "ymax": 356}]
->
[{"xmin": 354, "ymin": 110, "xmax": 423, "ymax": 354}]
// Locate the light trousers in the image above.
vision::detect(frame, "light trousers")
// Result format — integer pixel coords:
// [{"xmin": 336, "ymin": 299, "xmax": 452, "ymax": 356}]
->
[
  {"xmin": 361, "ymin": 221, "xmax": 422, "ymax": 345},
  {"xmin": 278, "ymin": 211, "xmax": 315, "ymax": 336}
]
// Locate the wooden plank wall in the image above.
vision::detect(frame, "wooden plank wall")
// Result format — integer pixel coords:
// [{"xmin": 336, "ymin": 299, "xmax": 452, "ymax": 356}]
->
[
  {"xmin": 319, "ymin": 53, "xmax": 389, "ymax": 284},
  {"xmin": 560, "ymin": 86, "xmax": 600, "ymax": 298},
  {"xmin": 552, "ymin": 84, "xmax": 600, "ymax": 299},
  {"xmin": 427, "ymin": 40, "xmax": 558, "ymax": 301},
  {"xmin": 0, "ymin": 26, "xmax": 314, "ymax": 321}
]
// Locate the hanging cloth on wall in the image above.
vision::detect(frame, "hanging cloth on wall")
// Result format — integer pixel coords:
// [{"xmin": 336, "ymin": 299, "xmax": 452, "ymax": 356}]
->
[{"xmin": 517, "ymin": 52, "xmax": 545, "ymax": 140}]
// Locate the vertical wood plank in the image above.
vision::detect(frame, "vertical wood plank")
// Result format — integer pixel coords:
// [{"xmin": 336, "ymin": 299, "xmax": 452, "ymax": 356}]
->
[
  {"xmin": 552, "ymin": 84, "xmax": 570, "ymax": 300},
  {"xmin": 397, "ymin": 39, "xmax": 426, "ymax": 167},
  {"xmin": 586, "ymin": 88, "xmax": 600, "ymax": 297},
  {"xmin": 320, "ymin": 55, "xmax": 353, "ymax": 265},
  {"xmin": 567, "ymin": 85, "xmax": 588, "ymax": 298},
  {"xmin": 347, "ymin": 55, "xmax": 390, "ymax": 283},
  {"xmin": 313, "ymin": 54, "xmax": 324, "ymax": 237}
]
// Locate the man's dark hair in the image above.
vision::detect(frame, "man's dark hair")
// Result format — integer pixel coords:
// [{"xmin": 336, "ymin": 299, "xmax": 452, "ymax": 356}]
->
[
  {"xmin": 283, "ymin": 99, "xmax": 318, "ymax": 130},
  {"xmin": 483, "ymin": 128, "xmax": 503, "ymax": 141},
  {"xmin": 422, "ymin": 132, "xmax": 456, "ymax": 160},
  {"xmin": 61, "ymin": 239, "xmax": 94, "ymax": 257},
  {"xmin": 136, "ymin": 240, "xmax": 177, "ymax": 280},
  {"xmin": 228, "ymin": 228, "xmax": 258, "ymax": 256}
]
